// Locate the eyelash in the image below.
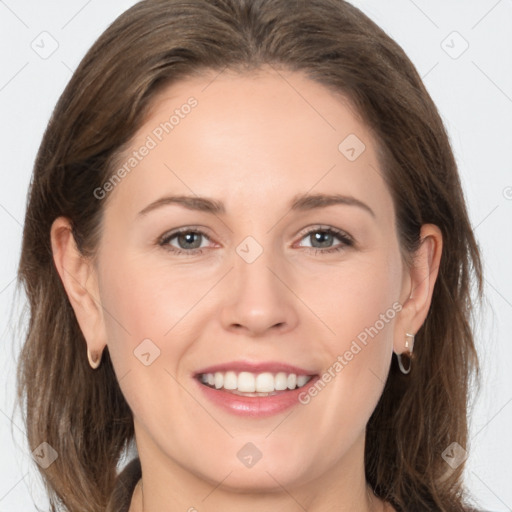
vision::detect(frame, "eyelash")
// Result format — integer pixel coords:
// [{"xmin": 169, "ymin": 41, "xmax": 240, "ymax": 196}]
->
[{"xmin": 158, "ymin": 225, "xmax": 354, "ymax": 257}]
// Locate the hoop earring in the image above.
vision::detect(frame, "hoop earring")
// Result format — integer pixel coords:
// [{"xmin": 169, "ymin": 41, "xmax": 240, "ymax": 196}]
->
[
  {"xmin": 87, "ymin": 347, "xmax": 103, "ymax": 369},
  {"xmin": 397, "ymin": 332, "xmax": 415, "ymax": 375}
]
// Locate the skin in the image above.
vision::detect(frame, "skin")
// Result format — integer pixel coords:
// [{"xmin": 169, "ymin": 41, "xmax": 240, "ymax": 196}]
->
[{"xmin": 51, "ymin": 65, "xmax": 442, "ymax": 512}]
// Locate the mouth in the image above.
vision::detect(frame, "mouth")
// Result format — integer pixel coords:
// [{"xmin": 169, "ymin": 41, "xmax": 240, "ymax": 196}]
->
[{"xmin": 192, "ymin": 361, "xmax": 319, "ymax": 416}]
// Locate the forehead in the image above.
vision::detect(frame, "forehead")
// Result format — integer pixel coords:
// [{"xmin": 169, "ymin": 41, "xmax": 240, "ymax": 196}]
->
[{"xmin": 104, "ymin": 66, "xmax": 393, "ymax": 225}]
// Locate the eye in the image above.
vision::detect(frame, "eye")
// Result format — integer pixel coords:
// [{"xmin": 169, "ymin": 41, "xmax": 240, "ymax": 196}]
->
[
  {"xmin": 296, "ymin": 226, "xmax": 354, "ymax": 255},
  {"xmin": 158, "ymin": 227, "xmax": 213, "ymax": 256},
  {"xmin": 158, "ymin": 225, "xmax": 354, "ymax": 257}
]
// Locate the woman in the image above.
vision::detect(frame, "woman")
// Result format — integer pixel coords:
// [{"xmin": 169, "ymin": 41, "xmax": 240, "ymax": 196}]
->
[{"xmin": 16, "ymin": 0, "xmax": 484, "ymax": 510}]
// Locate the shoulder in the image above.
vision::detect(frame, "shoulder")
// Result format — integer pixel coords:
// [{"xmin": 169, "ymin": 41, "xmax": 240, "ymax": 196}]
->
[{"xmin": 105, "ymin": 457, "xmax": 142, "ymax": 512}]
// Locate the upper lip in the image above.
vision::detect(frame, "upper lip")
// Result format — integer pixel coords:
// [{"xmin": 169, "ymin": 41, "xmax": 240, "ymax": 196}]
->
[{"xmin": 194, "ymin": 360, "xmax": 318, "ymax": 377}]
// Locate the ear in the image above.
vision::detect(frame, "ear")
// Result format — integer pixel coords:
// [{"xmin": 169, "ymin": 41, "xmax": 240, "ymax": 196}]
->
[
  {"xmin": 394, "ymin": 223, "xmax": 443, "ymax": 354},
  {"xmin": 50, "ymin": 217, "xmax": 107, "ymax": 362}
]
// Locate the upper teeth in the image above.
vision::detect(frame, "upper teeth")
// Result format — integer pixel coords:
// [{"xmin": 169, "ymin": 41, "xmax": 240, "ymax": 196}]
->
[{"xmin": 200, "ymin": 371, "xmax": 312, "ymax": 392}]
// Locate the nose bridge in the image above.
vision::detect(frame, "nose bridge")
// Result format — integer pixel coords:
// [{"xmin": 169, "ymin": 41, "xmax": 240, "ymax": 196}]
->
[{"xmin": 220, "ymin": 233, "xmax": 298, "ymax": 335}]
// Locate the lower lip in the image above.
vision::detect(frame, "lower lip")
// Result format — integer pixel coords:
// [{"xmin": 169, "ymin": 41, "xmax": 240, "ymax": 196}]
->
[{"xmin": 194, "ymin": 375, "xmax": 320, "ymax": 417}]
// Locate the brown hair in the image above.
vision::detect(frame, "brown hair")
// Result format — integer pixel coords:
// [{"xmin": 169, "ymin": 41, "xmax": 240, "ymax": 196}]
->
[{"xmin": 16, "ymin": 0, "xmax": 483, "ymax": 510}]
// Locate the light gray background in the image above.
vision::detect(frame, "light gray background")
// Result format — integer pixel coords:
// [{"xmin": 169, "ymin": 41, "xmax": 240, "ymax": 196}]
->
[{"xmin": 1, "ymin": 0, "xmax": 511, "ymax": 510}]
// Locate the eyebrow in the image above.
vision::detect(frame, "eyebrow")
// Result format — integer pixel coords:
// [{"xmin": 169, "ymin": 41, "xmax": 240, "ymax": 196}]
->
[{"xmin": 137, "ymin": 192, "xmax": 375, "ymax": 218}]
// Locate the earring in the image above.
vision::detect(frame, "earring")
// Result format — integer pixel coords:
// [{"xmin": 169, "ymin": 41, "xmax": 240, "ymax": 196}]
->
[
  {"xmin": 87, "ymin": 347, "xmax": 103, "ymax": 369},
  {"xmin": 397, "ymin": 332, "xmax": 415, "ymax": 375},
  {"xmin": 404, "ymin": 332, "xmax": 414, "ymax": 351}
]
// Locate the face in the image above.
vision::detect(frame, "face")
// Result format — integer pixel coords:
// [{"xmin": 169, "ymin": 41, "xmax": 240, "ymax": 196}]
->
[{"xmin": 93, "ymin": 66, "xmax": 409, "ymax": 495}]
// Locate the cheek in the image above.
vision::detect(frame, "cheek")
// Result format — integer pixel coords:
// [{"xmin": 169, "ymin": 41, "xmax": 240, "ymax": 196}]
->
[
  {"xmin": 96, "ymin": 254, "xmax": 218, "ymax": 398},
  {"xmin": 309, "ymin": 252, "xmax": 401, "ymax": 401},
  {"xmin": 318, "ymin": 254, "xmax": 400, "ymax": 345},
  {"xmin": 99, "ymin": 251, "xmax": 200, "ymax": 343},
  {"xmin": 96, "ymin": 257, "xmax": 194, "ymax": 426}
]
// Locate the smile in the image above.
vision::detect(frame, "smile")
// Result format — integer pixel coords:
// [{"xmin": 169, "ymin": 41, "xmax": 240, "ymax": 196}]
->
[
  {"xmin": 193, "ymin": 361, "xmax": 320, "ymax": 417},
  {"xmin": 198, "ymin": 371, "xmax": 313, "ymax": 396}
]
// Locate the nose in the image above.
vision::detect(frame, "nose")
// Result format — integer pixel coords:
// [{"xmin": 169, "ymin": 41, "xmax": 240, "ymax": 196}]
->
[{"xmin": 220, "ymin": 245, "xmax": 299, "ymax": 337}]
